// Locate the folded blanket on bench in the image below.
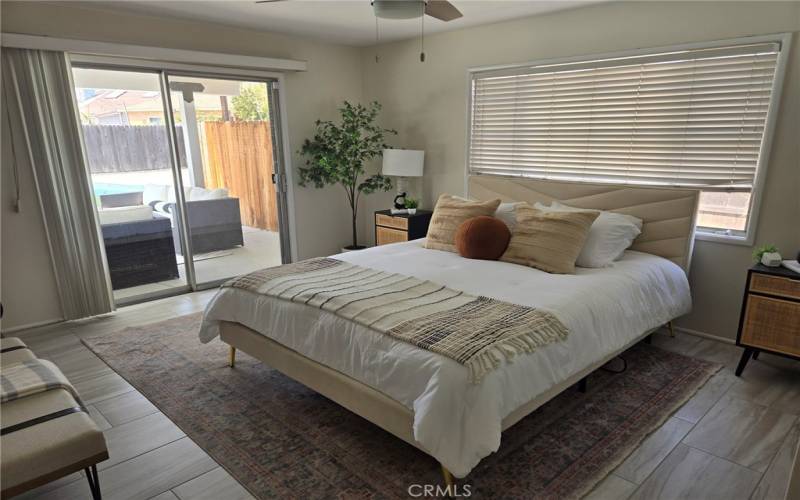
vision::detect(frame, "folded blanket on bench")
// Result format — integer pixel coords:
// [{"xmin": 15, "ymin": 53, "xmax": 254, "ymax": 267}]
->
[
  {"xmin": 1, "ymin": 337, "xmax": 28, "ymax": 354},
  {"xmin": 1, "ymin": 359, "xmax": 83, "ymax": 406},
  {"xmin": 223, "ymin": 257, "xmax": 570, "ymax": 383}
]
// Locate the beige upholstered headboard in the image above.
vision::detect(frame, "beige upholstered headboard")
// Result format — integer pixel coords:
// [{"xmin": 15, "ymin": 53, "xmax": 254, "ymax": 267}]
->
[{"xmin": 468, "ymin": 175, "xmax": 700, "ymax": 273}]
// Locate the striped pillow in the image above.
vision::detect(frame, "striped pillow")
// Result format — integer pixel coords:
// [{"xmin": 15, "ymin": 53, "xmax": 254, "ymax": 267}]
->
[
  {"xmin": 424, "ymin": 195, "xmax": 501, "ymax": 253},
  {"xmin": 501, "ymin": 203, "xmax": 599, "ymax": 274}
]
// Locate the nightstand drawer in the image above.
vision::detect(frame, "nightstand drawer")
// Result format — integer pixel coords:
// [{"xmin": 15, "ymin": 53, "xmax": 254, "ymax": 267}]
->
[
  {"xmin": 376, "ymin": 226, "xmax": 408, "ymax": 245},
  {"xmin": 750, "ymin": 273, "xmax": 800, "ymax": 300},
  {"xmin": 375, "ymin": 214, "xmax": 408, "ymax": 230},
  {"xmin": 741, "ymin": 295, "xmax": 800, "ymax": 357}
]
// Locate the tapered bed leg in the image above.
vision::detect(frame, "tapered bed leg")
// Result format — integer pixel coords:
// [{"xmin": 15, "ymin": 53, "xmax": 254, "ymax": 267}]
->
[
  {"xmin": 228, "ymin": 345, "xmax": 236, "ymax": 368},
  {"xmin": 441, "ymin": 464, "xmax": 454, "ymax": 488},
  {"xmin": 667, "ymin": 321, "xmax": 675, "ymax": 338}
]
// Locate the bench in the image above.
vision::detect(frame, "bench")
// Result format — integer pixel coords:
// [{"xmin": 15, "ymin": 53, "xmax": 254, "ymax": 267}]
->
[{"xmin": 1, "ymin": 338, "xmax": 109, "ymax": 499}]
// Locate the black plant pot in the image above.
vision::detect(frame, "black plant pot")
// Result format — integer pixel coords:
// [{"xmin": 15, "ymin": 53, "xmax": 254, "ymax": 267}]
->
[{"xmin": 341, "ymin": 245, "xmax": 367, "ymax": 252}]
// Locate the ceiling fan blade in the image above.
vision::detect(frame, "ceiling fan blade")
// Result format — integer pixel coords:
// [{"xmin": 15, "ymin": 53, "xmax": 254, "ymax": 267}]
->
[
  {"xmin": 424, "ymin": 1, "xmax": 462, "ymax": 22},
  {"xmin": 254, "ymin": 0, "xmax": 287, "ymax": 3}
]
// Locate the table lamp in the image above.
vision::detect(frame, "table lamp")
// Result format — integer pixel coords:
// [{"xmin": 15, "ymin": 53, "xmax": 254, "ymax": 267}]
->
[{"xmin": 382, "ymin": 149, "xmax": 424, "ymax": 213}]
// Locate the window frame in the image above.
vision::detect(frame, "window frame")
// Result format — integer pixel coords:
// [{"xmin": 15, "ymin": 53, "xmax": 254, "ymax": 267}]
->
[{"xmin": 465, "ymin": 33, "xmax": 792, "ymax": 245}]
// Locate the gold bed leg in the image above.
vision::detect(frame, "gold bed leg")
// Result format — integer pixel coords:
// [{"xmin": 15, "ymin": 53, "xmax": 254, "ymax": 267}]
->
[
  {"xmin": 667, "ymin": 321, "xmax": 675, "ymax": 338},
  {"xmin": 441, "ymin": 464, "xmax": 455, "ymax": 488},
  {"xmin": 228, "ymin": 345, "xmax": 236, "ymax": 368}
]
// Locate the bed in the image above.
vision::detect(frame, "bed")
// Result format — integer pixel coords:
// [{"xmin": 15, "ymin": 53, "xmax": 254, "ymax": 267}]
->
[{"xmin": 199, "ymin": 176, "xmax": 699, "ymax": 481}]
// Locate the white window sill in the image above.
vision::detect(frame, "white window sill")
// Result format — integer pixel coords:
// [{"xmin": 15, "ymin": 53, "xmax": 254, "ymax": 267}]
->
[{"xmin": 695, "ymin": 230, "xmax": 754, "ymax": 246}]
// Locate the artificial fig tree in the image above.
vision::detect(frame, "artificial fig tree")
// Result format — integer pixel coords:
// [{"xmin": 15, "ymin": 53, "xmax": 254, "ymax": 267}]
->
[{"xmin": 298, "ymin": 101, "xmax": 396, "ymax": 249}]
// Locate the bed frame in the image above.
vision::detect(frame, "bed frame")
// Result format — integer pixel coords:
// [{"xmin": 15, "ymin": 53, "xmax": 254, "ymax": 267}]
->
[{"xmin": 220, "ymin": 176, "xmax": 700, "ymax": 485}]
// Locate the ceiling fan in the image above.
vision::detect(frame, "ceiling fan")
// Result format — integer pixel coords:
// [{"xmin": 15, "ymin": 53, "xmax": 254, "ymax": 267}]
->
[
  {"xmin": 255, "ymin": 0, "xmax": 462, "ymax": 62},
  {"xmin": 254, "ymin": 0, "xmax": 463, "ymax": 23}
]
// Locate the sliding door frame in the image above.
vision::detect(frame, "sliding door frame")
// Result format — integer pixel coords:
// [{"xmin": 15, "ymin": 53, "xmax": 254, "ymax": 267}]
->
[
  {"xmin": 70, "ymin": 54, "xmax": 298, "ymax": 301},
  {"xmin": 69, "ymin": 63, "xmax": 194, "ymax": 306},
  {"xmin": 162, "ymin": 69, "xmax": 293, "ymax": 289}
]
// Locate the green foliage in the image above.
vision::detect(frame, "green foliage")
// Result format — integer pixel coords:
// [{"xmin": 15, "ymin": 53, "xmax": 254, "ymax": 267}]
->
[
  {"xmin": 752, "ymin": 244, "xmax": 779, "ymax": 263},
  {"xmin": 298, "ymin": 101, "xmax": 396, "ymax": 247},
  {"xmin": 231, "ymin": 83, "xmax": 269, "ymax": 121},
  {"xmin": 404, "ymin": 197, "xmax": 419, "ymax": 209}
]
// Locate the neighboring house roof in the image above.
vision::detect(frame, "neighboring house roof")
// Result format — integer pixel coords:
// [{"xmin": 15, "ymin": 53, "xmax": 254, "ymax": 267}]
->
[{"xmin": 79, "ymin": 89, "xmax": 225, "ymax": 119}]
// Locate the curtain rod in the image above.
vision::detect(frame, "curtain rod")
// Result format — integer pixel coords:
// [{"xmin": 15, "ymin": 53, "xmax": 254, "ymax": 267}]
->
[{"xmin": 1, "ymin": 33, "xmax": 308, "ymax": 73}]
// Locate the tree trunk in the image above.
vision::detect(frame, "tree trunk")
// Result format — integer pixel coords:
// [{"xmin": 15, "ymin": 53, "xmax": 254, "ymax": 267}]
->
[{"xmin": 351, "ymin": 211, "xmax": 358, "ymax": 248}]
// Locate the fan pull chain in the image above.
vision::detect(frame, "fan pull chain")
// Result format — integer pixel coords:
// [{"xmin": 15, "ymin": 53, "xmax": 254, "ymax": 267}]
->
[
  {"xmin": 375, "ymin": 16, "xmax": 380, "ymax": 63},
  {"xmin": 420, "ymin": 6, "xmax": 425, "ymax": 62}
]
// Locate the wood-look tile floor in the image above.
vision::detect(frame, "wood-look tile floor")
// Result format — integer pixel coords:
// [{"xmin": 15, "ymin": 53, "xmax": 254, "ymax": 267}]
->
[{"xmin": 10, "ymin": 291, "xmax": 800, "ymax": 500}]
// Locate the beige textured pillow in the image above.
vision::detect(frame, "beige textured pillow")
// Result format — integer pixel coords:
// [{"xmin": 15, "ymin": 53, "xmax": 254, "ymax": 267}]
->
[
  {"xmin": 424, "ymin": 195, "xmax": 501, "ymax": 253},
  {"xmin": 501, "ymin": 203, "xmax": 600, "ymax": 274}
]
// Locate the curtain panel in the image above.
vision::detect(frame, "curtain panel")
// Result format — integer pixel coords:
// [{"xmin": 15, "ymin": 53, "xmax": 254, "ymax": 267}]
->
[{"xmin": 2, "ymin": 48, "xmax": 114, "ymax": 319}]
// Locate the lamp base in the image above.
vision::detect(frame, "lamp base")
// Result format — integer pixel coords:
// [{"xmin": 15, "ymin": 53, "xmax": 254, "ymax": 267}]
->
[{"xmin": 393, "ymin": 176, "xmax": 410, "ymax": 209}]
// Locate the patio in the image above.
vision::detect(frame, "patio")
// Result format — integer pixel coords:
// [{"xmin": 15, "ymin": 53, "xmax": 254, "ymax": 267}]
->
[{"xmin": 114, "ymin": 226, "xmax": 282, "ymax": 301}]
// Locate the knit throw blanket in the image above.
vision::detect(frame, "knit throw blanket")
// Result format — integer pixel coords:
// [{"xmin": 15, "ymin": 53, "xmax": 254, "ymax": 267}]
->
[
  {"xmin": 1, "ymin": 359, "xmax": 83, "ymax": 405},
  {"xmin": 224, "ymin": 258, "xmax": 569, "ymax": 383}
]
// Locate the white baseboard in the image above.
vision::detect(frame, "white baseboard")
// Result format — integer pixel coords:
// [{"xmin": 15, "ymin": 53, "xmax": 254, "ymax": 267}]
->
[
  {"xmin": 1, "ymin": 317, "xmax": 65, "ymax": 335},
  {"xmin": 669, "ymin": 325, "xmax": 736, "ymax": 345}
]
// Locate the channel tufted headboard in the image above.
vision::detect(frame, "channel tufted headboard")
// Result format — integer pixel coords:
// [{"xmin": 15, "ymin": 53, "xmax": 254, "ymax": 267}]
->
[{"xmin": 467, "ymin": 175, "xmax": 700, "ymax": 273}]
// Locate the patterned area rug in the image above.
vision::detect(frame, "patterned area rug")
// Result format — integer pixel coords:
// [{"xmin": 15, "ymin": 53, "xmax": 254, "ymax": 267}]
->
[{"xmin": 83, "ymin": 314, "xmax": 720, "ymax": 499}]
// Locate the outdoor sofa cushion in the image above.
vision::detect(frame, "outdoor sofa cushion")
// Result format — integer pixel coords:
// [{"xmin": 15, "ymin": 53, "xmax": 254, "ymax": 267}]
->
[{"xmin": 98, "ymin": 205, "xmax": 154, "ymax": 225}]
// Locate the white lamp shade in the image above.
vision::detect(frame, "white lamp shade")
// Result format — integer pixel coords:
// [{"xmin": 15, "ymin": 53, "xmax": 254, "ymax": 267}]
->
[{"xmin": 382, "ymin": 149, "xmax": 424, "ymax": 177}]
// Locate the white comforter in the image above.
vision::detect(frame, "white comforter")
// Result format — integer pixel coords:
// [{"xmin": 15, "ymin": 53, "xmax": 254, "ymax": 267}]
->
[{"xmin": 199, "ymin": 240, "xmax": 691, "ymax": 477}]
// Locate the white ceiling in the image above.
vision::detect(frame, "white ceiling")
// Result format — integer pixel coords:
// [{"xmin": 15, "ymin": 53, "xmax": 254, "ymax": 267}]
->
[{"xmin": 84, "ymin": 1, "xmax": 601, "ymax": 47}]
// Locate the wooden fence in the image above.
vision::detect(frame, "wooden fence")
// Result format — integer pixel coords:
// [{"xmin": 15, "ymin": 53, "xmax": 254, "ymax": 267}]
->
[
  {"xmin": 201, "ymin": 121, "xmax": 279, "ymax": 231},
  {"xmin": 82, "ymin": 124, "xmax": 187, "ymax": 173},
  {"xmin": 83, "ymin": 122, "xmax": 279, "ymax": 232}
]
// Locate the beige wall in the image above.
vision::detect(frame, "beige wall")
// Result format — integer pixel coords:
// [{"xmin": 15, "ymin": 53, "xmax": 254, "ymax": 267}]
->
[
  {"xmin": 0, "ymin": 1, "xmax": 365, "ymax": 329},
  {"xmin": 360, "ymin": 1, "xmax": 800, "ymax": 341},
  {"xmin": 1, "ymin": 102, "xmax": 65, "ymax": 330},
  {"xmin": 2, "ymin": 1, "xmax": 799, "ymax": 339}
]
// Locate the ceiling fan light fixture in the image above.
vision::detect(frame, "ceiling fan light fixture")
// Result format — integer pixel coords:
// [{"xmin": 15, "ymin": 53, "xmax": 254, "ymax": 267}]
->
[{"xmin": 372, "ymin": 0, "xmax": 425, "ymax": 20}]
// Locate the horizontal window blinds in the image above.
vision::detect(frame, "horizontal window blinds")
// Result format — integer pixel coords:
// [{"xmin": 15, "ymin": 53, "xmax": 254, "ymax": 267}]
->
[{"xmin": 469, "ymin": 42, "xmax": 781, "ymax": 190}]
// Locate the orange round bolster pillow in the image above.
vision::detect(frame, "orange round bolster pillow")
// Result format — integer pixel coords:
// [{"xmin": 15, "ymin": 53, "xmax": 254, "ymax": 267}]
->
[{"xmin": 454, "ymin": 216, "xmax": 511, "ymax": 261}]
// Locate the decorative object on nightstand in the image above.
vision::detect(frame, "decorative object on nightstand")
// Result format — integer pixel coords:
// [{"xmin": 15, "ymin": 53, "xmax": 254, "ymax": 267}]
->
[
  {"xmin": 735, "ymin": 263, "xmax": 800, "ymax": 376},
  {"xmin": 374, "ymin": 209, "xmax": 432, "ymax": 246},
  {"xmin": 382, "ymin": 149, "xmax": 424, "ymax": 212}
]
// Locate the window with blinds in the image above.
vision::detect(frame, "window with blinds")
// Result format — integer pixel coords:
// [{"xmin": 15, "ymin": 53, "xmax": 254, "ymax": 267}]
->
[{"xmin": 468, "ymin": 40, "xmax": 786, "ymax": 237}]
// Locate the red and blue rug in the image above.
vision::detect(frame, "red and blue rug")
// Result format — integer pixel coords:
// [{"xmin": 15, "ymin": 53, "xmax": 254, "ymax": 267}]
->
[{"xmin": 84, "ymin": 314, "xmax": 719, "ymax": 499}]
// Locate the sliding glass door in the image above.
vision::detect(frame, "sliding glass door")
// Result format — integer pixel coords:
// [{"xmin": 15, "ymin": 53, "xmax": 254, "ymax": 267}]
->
[
  {"xmin": 71, "ymin": 64, "xmax": 291, "ymax": 304},
  {"xmin": 72, "ymin": 67, "xmax": 190, "ymax": 302},
  {"xmin": 164, "ymin": 74, "xmax": 285, "ymax": 286}
]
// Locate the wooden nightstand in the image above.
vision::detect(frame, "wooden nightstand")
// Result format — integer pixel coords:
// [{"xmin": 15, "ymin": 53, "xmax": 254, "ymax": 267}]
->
[
  {"xmin": 735, "ymin": 263, "xmax": 800, "ymax": 376},
  {"xmin": 374, "ymin": 209, "xmax": 432, "ymax": 246}
]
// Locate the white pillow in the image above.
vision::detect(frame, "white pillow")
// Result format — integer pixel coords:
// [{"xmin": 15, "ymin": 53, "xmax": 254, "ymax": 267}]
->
[
  {"xmin": 190, "ymin": 187, "xmax": 229, "ymax": 201},
  {"xmin": 142, "ymin": 184, "xmax": 168, "ymax": 205},
  {"xmin": 494, "ymin": 202, "xmax": 523, "ymax": 231},
  {"xmin": 534, "ymin": 201, "xmax": 642, "ymax": 268}
]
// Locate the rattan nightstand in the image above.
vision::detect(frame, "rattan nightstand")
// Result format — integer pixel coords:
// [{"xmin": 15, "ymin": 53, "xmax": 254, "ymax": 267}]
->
[
  {"xmin": 374, "ymin": 209, "xmax": 432, "ymax": 246},
  {"xmin": 735, "ymin": 263, "xmax": 800, "ymax": 376}
]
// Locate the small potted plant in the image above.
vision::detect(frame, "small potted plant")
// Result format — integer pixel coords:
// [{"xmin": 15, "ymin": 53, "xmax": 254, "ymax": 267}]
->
[
  {"xmin": 753, "ymin": 244, "xmax": 780, "ymax": 266},
  {"xmin": 404, "ymin": 197, "xmax": 419, "ymax": 215}
]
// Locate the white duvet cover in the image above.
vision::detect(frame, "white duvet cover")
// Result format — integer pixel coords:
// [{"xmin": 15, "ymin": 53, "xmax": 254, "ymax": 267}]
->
[{"xmin": 199, "ymin": 239, "xmax": 691, "ymax": 477}]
